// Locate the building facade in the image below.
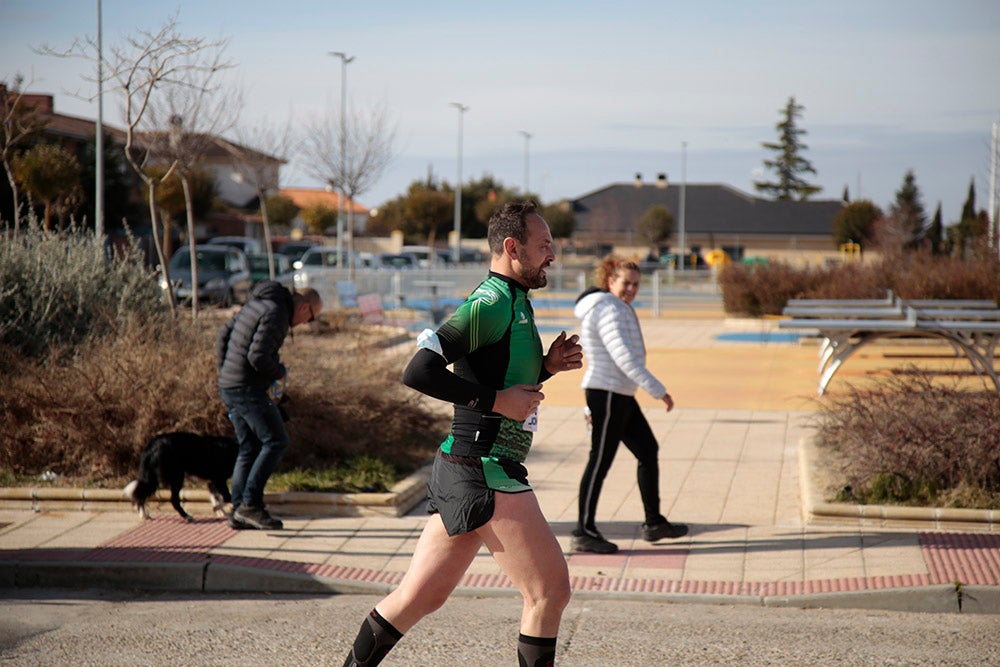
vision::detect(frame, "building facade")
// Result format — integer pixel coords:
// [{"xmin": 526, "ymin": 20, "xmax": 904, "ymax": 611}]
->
[{"xmin": 570, "ymin": 175, "xmax": 845, "ymax": 265}]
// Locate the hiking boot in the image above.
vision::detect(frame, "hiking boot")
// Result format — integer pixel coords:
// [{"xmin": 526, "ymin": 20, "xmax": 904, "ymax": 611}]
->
[
  {"xmin": 571, "ymin": 530, "xmax": 619, "ymax": 554},
  {"xmin": 642, "ymin": 519, "xmax": 689, "ymax": 542},
  {"xmin": 234, "ymin": 505, "xmax": 284, "ymax": 530}
]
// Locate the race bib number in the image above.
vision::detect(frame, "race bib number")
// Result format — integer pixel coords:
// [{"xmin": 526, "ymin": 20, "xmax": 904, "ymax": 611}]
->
[{"xmin": 522, "ymin": 409, "xmax": 538, "ymax": 432}]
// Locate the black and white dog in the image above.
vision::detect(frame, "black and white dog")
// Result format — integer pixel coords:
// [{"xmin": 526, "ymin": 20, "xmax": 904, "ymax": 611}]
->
[{"xmin": 124, "ymin": 432, "xmax": 238, "ymax": 521}]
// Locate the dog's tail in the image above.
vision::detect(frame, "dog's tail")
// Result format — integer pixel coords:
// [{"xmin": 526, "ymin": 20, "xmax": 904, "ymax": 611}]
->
[
  {"xmin": 124, "ymin": 476, "xmax": 158, "ymax": 505},
  {"xmin": 124, "ymin": 478, "xmax": 155, "ymax": 520}
]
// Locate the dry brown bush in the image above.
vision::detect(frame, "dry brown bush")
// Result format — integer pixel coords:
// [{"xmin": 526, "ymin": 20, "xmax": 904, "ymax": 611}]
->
[
  {"xmin": 0, "ymin": 313, "xmax": 445, "ymax": 488},
  {"xmin": 719, "ymin": 252, "xmax": 1000, "ymax": 316},
  {"xmin": 814, "ymin": 370, "xmax": 1000, "ymax": 508}
]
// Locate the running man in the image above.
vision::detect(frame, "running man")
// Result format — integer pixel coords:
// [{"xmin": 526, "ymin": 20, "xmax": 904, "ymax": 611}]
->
[{"xmin": 340, "ymin": 201, "xmax": 583, "ymax": 666}]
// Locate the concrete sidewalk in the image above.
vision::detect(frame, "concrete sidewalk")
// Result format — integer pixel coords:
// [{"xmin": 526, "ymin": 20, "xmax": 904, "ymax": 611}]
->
[{"xmin": 2, "ymin": 312, "xmax": 999, "ymax": 613}]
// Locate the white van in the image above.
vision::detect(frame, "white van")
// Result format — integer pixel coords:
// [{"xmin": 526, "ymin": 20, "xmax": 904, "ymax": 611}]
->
[
  {"xmin": 208, "ymin": 236, "xmax": 262, "ymax": 255},
  {"xmin": 400, "ymin": 245, "xmax": 441, "ymax": 268}
]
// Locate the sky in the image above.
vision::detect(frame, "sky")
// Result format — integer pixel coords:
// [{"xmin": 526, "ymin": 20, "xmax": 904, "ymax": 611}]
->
[{"xmin": 2, "ymin": 0, "xmax": 999, "ymax": 224}]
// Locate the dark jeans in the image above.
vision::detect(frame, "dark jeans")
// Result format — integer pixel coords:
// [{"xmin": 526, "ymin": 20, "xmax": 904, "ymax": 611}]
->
[
  {"xmin": 220, "ymin": 386, "xmax": 290, "ymax": 510},
  {"xmin": 578, "ymin": 389, "xmax": 664, "ymax": 535}
]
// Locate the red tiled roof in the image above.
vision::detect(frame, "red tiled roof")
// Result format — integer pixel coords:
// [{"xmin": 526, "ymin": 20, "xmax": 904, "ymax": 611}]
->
[{"xmin": 280, "ymin": 187, "xmax": 368, "ymax": 214}]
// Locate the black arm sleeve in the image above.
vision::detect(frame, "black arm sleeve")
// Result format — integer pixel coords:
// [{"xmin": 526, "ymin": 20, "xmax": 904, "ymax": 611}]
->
[{"xmin": 402, "ymin": 348, "xmax": 496, "ymax": 411}]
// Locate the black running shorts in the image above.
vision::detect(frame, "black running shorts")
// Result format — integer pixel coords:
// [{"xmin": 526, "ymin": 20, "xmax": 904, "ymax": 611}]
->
[{"xmin": 427, "ymin": 450, "xmax": 532, "ymax": 536}]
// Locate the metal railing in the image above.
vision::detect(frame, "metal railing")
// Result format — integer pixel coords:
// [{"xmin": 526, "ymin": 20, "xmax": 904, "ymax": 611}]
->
[{"xmin": 295, "ymin": 263, "xmax": 720, "ymax": 317}]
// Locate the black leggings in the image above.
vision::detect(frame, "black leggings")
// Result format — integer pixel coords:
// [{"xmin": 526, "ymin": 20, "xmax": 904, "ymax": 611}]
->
[{"xmin": 577, "ymin": 389, "xmax": 664, "ymax": 535}]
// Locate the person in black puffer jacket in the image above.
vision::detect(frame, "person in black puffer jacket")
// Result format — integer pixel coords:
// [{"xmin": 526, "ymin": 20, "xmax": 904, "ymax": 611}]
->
[{"xmin": 216, "ymin": 281, "xmax": 322, "ymax": 530}]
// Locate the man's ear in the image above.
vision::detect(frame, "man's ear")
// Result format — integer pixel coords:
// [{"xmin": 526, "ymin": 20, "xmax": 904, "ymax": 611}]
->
[{"xmin": 503, "ymin": 237, "xmax": 518, "ymax": 260}]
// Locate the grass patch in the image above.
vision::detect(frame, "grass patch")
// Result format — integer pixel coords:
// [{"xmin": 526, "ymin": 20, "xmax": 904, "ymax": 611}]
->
[{"xmin": 270, "ymin": 456, "xmax": 404, "ymax": 494}]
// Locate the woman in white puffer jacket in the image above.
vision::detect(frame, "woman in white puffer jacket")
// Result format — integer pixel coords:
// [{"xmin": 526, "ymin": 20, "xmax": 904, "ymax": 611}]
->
[{"xmin": 570, "ymin": 256, "xmax": 688, "ymax": 554}]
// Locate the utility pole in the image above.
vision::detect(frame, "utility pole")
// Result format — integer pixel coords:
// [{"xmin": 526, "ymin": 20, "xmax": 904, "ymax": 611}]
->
[
  {"xmin": 678, "ymin": 141, "xmax": 687, "ymax": 271},
  {"xmin": 329, "ymin": 50, "xmax": 354, "ymax": 271},
  {"xmin": 518, "ymin": 130, "xmax": 532, "ymax": 195},
  {"xmin": 450, "ymin": 102, "xmax": 468, "ymax": 263},
  {"xmin": 990, "ymin": 120, "xmax": 998, "ymax": 258},
  {"xmin": 95, "ymin": 0, "xmax": 104, "ymax": 237}
]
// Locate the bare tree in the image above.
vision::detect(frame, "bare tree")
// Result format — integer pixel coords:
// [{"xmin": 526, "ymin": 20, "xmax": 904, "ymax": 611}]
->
[
  {"xmin": 1, "ymin": 74, "xmax": 48, "ymax": 233},
  {"xmin": 300, "ymin": 103, "xmax": 396, "ymax": 274},
  {"xmin": 146, "ymin": 50, "xmax": 238, "ymax": 318},
  {"xmin": 232, "ymin": 116, "xmax": 292, "ymax": 280},
  {"xmin": 41, "ymin": 12, "xmax": 230, "ymax": 316}
]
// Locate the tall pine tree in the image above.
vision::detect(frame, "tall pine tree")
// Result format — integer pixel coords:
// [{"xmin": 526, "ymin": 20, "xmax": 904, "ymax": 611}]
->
[
  {"xmin": 754, "ymin": 96, "xmax": 822, "ymax": 201},
  {"xmin": 951, "ymin": 178, "xmax": 989, "ymax": 255},
  {"xmin": 889, "ymin": 169, "xmax": 927, "ymax": 245},
  {"xmin": 928, "ymin": 202, "xmax": 943, "ymax": 255}
]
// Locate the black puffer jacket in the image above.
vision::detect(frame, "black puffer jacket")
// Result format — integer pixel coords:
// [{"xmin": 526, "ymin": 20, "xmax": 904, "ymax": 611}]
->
[{"xmin": 216, "ymin": 281, "xmax": 294, "ymax": 390}]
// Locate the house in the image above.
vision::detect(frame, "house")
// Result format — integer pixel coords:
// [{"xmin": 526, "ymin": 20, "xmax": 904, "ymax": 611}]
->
[
  {"xmin": 570, "ymin": 174, "xmax": 845, "ymax": 264},
  {"xmin": 2, "ymin": 87, "xmax": 283, "ymax": 242},
  {"xmin": 134, "ymin": 130, "xmax": 284, "ymax": 210},
  {"xmin": 279, "ymin": 187, "xmax": 370, "ymax": 235}
]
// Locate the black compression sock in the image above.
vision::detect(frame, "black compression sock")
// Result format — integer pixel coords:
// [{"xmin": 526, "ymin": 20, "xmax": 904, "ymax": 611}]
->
[
  {"xmin": 342, "ymin": 608, "xmax": 403, "ymax": 667},
  {"xmin": 517, "ymin": 633, "xmax": 557, "ymax": 667}
]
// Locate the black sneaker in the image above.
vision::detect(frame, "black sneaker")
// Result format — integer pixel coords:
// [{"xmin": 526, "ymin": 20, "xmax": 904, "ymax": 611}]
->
[
  {"xmin": 571, "ymin": 530, "xmax": 619, "ymax": 554},
  {"xmin": 642, "ymin": 520, "xmax": 689, "ymax": 542},
  {"xmin": 227, "ymin": 512, "xmax": 250, "ymax": 530},
  {"xmin": 234, "ymin": 505, "xmax": 284, "ymax": 530}
]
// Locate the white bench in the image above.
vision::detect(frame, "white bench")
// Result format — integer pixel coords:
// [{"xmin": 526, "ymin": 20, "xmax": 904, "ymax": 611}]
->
[{"xmin": 778, "ymin": 294, "xmax": 1000, "ymax": 395}]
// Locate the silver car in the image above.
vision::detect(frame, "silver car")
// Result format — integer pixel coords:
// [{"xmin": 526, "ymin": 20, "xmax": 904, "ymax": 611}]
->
[{"xmin": 163, "ymin": 244, "xmax": 252, "ymax": 307}]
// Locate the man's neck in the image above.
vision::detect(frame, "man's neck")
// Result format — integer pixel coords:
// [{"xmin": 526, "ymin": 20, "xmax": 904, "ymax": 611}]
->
[{"xmin": 489, "ymin": 263, "xmax": 528, "ymax": 291}]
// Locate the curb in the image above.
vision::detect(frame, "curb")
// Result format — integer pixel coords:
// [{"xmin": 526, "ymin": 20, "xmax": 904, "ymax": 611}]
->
[
  {"xmin": 6, "ymin": 560, "xmax": 997, "ymax": 614},
  {"xmin": 0, "ymin": 465, "xmax": 432, "ymax": 519}
]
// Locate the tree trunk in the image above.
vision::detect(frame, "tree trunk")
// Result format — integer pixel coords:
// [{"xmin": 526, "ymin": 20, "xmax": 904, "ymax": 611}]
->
[
  {"xmin": 259, "ymin": 185, "xmax": 275, "ymax": 280},
  {"xmin": 3, "ymin": 163, "xmax": 21, "ymax": 236},
  {"xmin": 147, "ymin": 179, "xmax": 176, "ymax": 316},
  {"xmin": 181, "ymin": 175, "xmax": 199, "ymax": 319}
]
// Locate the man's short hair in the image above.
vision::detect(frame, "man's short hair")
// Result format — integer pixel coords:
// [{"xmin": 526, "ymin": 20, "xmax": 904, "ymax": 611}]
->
[
  {"xmin": 487, "ymin": 200, "xmax": 538, "ymax": 255},
  {"xmin": 295, "ymin": 286, "xmax": 323, "ymax": 313}
]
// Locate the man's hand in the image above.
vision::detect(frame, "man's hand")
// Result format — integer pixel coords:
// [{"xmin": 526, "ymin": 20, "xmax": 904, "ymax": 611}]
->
[
  {"xmin": 543, "ymin": 331, "xmax": 583, "ymax": 375},
  {"xmin": 661, "ymin": 392, "xmax": 674, "ymax": 412},
  {"xmin": 493, "ymin": 384, "xmax": 544, "ymax": 421}
]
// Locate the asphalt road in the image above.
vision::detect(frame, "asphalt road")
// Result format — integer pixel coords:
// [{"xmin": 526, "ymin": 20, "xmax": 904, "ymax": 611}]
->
[{"xmin": 1, "ymin": 589, "xmax": 997, "ymax": 666}]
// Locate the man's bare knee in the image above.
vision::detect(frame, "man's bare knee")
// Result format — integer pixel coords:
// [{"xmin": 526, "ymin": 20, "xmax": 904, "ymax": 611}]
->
[
  {"xmin": 390, "ymin": 583, "xmax": 452, "ymax": 620},
  {"xmin": 524, "ymin": 577, "xmax": 571, "ymax": 613}
]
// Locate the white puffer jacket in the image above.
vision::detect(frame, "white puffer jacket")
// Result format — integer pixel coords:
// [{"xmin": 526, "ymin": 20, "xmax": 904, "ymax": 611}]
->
[{"xmin": 574, "ymin": 288, "xmax": 666, "ymax": 399}]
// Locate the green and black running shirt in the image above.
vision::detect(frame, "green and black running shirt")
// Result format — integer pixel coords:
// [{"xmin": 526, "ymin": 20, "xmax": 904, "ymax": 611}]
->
[{"xmin": 402, "ymin": 272, "xmax": 550, "ymax": 462}]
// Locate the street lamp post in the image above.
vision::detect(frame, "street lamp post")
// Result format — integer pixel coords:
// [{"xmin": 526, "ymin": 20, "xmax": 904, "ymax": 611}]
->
[
  {"xmin": 990, "ymin": 120, "xmax": 999, "ymax": 258},
  {"xmin": 95, "ymin": 0, "xmax": 104, "ymax": 237},
  {"xmin": 450, "ymin": 102, "xmax": 468, "ymax": 264},
  {"xmin": 518, "ymin": 130, "xmax": 532, "ymax": 195},
  {"xmin": 678, "ymin": 141, "xmax": 687, "ymax": 272},
  {"xmin": 329, "ymin": 50, "xmax": 354, "ymax": 271}
]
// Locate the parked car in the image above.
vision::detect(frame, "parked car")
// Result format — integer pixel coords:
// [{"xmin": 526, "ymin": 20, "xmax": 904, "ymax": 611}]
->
[
  {"xmin": 207, "ymin": 236, "xmax": 262, "ymax": 255},
  {"xmin": 246, "ymin": 252, "xmax": 294, "ymax": 288},
  {"xmin": 292, "ymin": 246, "xmax": 351, "ymax": 271},
  {"xmin": 276, "ymin": 240, "xmax": 317, "ymax": 265},
  {"xmin": 436, "ymin": 247, "xmax": 487, "ymax": 264},
  {"xmin": 399, "ymin": 245, "xmax": 442, "ymax": 268},
  {"xmin": 373, "ymin": 252, "xmax": 418, "ymax": 270},
  {"xmin": 162, "ymin": 244, "xmax": 251, "ymax": 306},
  {"xmin": 292, "ymin": 246, "xmax": 354, "ymax": 307}
]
